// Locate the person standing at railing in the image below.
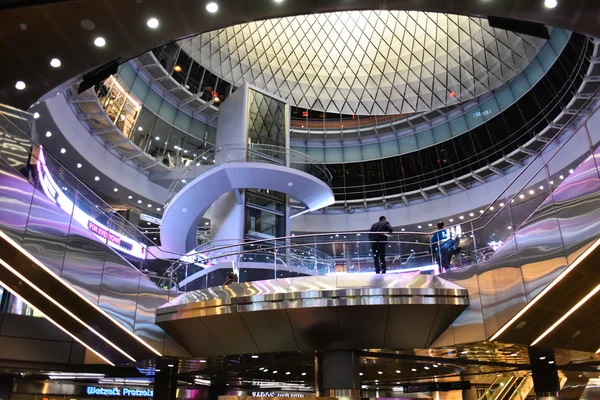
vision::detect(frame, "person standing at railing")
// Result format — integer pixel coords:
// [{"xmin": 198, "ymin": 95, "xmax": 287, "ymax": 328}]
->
[
  {"xmin": 431, "ymin": 222, "xmax": 460, "ymax": 272},
  {"xmin": 369, "ymin": 216, "xmax": 393, "ymax": 274}
]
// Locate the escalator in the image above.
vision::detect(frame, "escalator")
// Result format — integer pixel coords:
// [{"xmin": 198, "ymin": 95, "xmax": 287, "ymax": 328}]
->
[
  {"xmin": 0, "ymin": 104, "xmax": 188, "ymax": 365},
  {"xmin": 479, "ymin": 375, "xmax": 534, "ymax": 400}
]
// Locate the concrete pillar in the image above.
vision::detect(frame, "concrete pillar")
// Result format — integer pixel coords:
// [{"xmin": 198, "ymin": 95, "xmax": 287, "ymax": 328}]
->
[{"xmin": 315, "ymin": 351, "xmax": 361, "ymax": 398}]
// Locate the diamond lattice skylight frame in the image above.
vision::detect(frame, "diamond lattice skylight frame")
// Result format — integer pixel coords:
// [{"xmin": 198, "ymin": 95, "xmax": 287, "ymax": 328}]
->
[{"xmin": 178, "ymin": 10, "xmax": 547, "ymax": 116}]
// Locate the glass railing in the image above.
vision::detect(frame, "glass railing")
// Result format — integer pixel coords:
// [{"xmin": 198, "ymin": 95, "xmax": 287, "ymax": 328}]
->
[
  {"xmin": 160, "ymin": 84, "xmax": 600, "ymax": 291},
  {"xmin": 0, "ymin": 103, "xmax": 170, "ymax": 284},
  {"xmin": 165, "ymin": 143, "xmax": 333, "ymax": 204}
]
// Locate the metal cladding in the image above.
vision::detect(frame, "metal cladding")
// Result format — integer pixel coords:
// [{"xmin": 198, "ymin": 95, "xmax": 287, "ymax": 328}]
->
[{"xmin": 156, "ymin": 274, "xmax": 469, "ymax": 356}]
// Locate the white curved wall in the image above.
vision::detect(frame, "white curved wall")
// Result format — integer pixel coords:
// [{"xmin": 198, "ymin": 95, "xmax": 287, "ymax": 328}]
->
[{"xmin": 45, "ymin": 94, "xmax": 168, "ymax": 204}]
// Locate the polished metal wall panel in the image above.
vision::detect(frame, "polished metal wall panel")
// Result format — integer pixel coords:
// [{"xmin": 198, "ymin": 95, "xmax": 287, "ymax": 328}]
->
[
  {"xmin": 202, "ymin": 313, "xmax": 260, "ymax": 354},
  {"xmin": 240, "ymin": 309, "xmax": 298, "ymax": 352},
  {"xmin": 552, "ymin": 152, "xmax": 600, "ymax": 264},
  {"xmin": 515, "ymin": 199, "xmax": 568, "ymax": 301},
  {"xmin": 0, "ymin": 160, "xmax": 34, "ymax": 246},
  {"xmin": 134, "ymin": 274, "xmax": 170, "ymax": 354},
  {"xmin": 22, "ymin": 189, "xmax": 71, "ymax": 275},
  {"xmin": 338, "ymin": 304, "xmax": 388, "ymax": 349},
  {"xmin": 477, "ymin": 235, "xmax": 528, "ymax": 340},
  {"xmin": 98, "ymin": 250, "xmax": 141, "ymax": 331},
  {"xmin": 286, "ymin": 306, "xmax": 341, "ymax": 350},
  {"xmin": 61, "ymin": 217, "xmax": 106, "ymax": 304}
]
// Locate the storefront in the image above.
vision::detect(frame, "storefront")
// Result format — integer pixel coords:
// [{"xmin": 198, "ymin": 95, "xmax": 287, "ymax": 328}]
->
[{"xmin": 9, "ymin": 381, "xmax": 154, "ymax": 400}]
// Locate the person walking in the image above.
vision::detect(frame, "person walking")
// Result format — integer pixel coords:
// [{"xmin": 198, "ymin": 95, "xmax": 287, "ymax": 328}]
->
[{"xmin": 369, "ymin": 216, "xmax": 393, "ymax": 274}]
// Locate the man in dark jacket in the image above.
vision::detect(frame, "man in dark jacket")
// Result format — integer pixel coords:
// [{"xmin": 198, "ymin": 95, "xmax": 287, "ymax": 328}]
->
[{"xmin": 369, "ymin": 216, "xmax": 393, "ymax": 273}]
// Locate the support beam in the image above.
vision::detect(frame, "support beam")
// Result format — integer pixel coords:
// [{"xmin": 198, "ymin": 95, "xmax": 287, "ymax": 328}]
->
[
  {"xmin": 472, "ymin": 173, "xmax": 486, "ymax": 184},
  {"xmin": 106, "ymin": 138, "xmax": 129, "ymax": 150},
  {"xmin": 207, "ymin": 113, "xmax": 219, "ymax": 123},
  {"xmin": 420, "ymin": 191, "xmax": 429, "ymax": 201},
  {"xmin": 77, "ymin": 112, "xmax": 106, "ymax": 121},
  {"xmin": 401, "ymin": 195, "xmax": 409, "ymax": 206},
  {"xmin": 66, "ymin": 95, "xmax": 97, "ymax": 103},
  {"xmin": 489, "ymin": 166, "xmax": 504, "ymax": 176},
  {"xmin": 139, "ymin": 161, "xmax": 160, "ymax": 172},
  {"xmin": 90, "ymin": 127, "xmax": 118, "ymax": 136},
  {"xmin": 504, "ymin": 157, "xmax": 522, "ymax": 167},
  {"xmin": 520, "ymin": 147, "xmax": 538, "ymax": 157},
  {"xmin": 438, "ymin": 186, "xmax": 448, "ymax": 197},
  {"xmin": 192, "ymin": 99, "xmax": 215, "ymax": 113},
  {"xmin": 535, "ymin": 136, "xmax": 551, "ymax": 144},
  {"xmin": 234, "ymin": 188, "xmax": 244, "ymax": 205},
  {"xmin": 125, "ymin": 151, "xmax": 144, "ymax": 161},
  {"xmin": 454, "ymin": 179, "xmax": 467, "ymax": 191}
]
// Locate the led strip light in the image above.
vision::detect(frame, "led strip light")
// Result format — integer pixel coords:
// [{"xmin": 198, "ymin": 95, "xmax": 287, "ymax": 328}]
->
[
  {"xmin": 531, "ymin": 282, "xmax": 600, "ymax": 346},
  {"xmin": 0, "ymin": 279, "xmax": 115, "ymax": 366},
  {"xmin": 490, "ymin": 237, "xmax": 600, "ymax": 341},
  {"xmin": 37, "ymin": 146, "xmax": 146, "ymax": 259},
  {"xmin": 0, "ymin": 229, "xmax": 162, "ymax": 357}
]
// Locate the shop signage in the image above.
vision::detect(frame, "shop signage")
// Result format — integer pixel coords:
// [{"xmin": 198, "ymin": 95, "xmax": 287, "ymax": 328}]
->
[
  {"xmin": 251, "ymin": 392, "xmax": 305, "ymax": 397},
  {"xmin": 37, "ymin": 146, "xmax": 146, "ymax": 259},
  {"xmin": 140, "ymin": 213, "xmax": 162, "ymax": 225},
  {"xmin": 86, "ymin": 386, "xmax": 154, "ymax": 397},
  {"xmin": 402, "ymin": 381, "xmax": 470, "ymax": 393}
]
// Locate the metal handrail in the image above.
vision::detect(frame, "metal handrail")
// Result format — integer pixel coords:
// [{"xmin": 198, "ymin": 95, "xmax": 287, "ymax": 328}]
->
[
  {"xmin": 0, "ymin": 108, "xmax": 164, "ymax": 255},
  {"xmin": 332, "ymin": 43, "xmax": 591, "ymax": 199},
  {"xmin": 165, "ymin": 142, "xmax": 333, "ymax": 204},
  {"xmin": 172, "ymin": 84, "xmax": 600, "ymax": 263}
]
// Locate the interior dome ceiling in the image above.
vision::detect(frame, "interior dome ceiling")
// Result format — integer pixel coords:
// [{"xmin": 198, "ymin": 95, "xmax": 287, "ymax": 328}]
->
[{"xmin": 178, "ymin": 10, "xmax": 546, "ymax": 116}]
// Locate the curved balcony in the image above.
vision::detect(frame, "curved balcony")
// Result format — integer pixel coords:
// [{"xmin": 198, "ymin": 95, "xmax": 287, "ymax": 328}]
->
[{"xmin": 160, "ymin": 144, "xmax": 335, "ymax": 254}]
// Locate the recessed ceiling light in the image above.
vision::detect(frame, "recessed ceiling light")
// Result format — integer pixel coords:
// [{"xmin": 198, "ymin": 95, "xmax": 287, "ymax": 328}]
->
[
  {"xmin": 529, "ymin": 190, "xmax": 535, "ymax": 195},
  {"xmin": 424, "ymin": 367, "xmax": 429, "ymax": 370},
  {"xmin": 274, "ymin": 0, "xmax": 284, "ymax": 2},
  {"xmin": 45, "ymin": 131, "xmax": 52, "ymax": 138},
  {"xmin": 15, "ymin": 81, "xmax": 26, "ymax": 90},
  {"xmin": 286, "ymin": 372, "xmax": 290, "ymax": 375},
  {"xmin": 395, "ymin": 370, "xmax": 401, "ymax": 373},
  {"xmin": 544, "ymin": 0, "xmax": 557, "ymax": 8},
  {"xmin": 147, "ymin": 18, "xmax": 159, "ymax": 29},
  {"xmin": 459, "ymin": 215, "xmax": 464, "ymax": 219},
  {"xmin": 417, "ymin": 225, "xmax": 422, "ymax": 229},
  {"xmin": 94, "ymin": 176, "xmax": 100, "ymax": 181},
  {"xmin": 60, "ymin": 148, "xmax": 66, "ymax": 154},
  {"xmin": 548, "ymin": 360, "xmax": 555, "ymax": 364},
  {"xmin": 138, "ymin": 200, "xmax": 142, "ymax": 204},
  {"xmin": 469, "ymin": 213, "xmax": 474, "ymax": 217},
  {"xmin": 50, "ymin": 58, "xmax": 61, "ymax": 68},
  {"xmin": 569, "ymin": 169, "xmax": 574, "ymax": 174},
  {"xmin": 287, "ymin": 182, "xmax": 294, "ymax": 187},
  {"xmin": 147, "ymin": 204, "xmax": 152, "ymax": 208},
  {"xmin": 128, "ymin": 196, "xmax": 133, "ymax": 199},
  {"xmin": 272, "ymin": 370, "xmax": 277, "ymax": 374},
  {"xmin": 301, "ymin": 372, "xmax": 306, "ymax": 376},
  {"xmin": 138, "ymin": 127, "xmax": 143, "ymax": 131},
  {"xmin": 449, "ymin": 218, "xmax": 454, "ymax": 222},
  {"xmin": 206, "ymin": 2, "xmax": 218, "ymax": 13},
  {"xmin": 33, "ymin": 112, "xmax": 40, "ymax": 119},
  {"xmin": 251, "ymin": 355, "xmax": 259, "ymax": 359},
  {"xmin": 378, "ymin": 371, "xmax": 383, "ymax": 375},
  {"xmin": 77, "ymin": 163, "xmax": 82, "ymax": 168},
  {"xmin": 205, "ymin": 222, "xmax": 210, "ymax": 226},
  {"xmin": 80, "ymin": 19, "xmax": 96, "ymax": 30},
  {"xmin": 157, "ymin": 207, "xmax": 161, "ymax": 211},
  {"xmin": 359, "ymin": 373, "xmax": 363, "ymax": 376},
  {"xmin": 114, "ymin": 188, "xmax": 118, "ymax": 192},
  {"xmin": 155, "ymin": 136, "xmax": 160, "ymax": 140},
  {"xmin": 94, "ymin": 37, "xmax": 106, "ymax": 47},
  {"xmin": 411, "ymin": 368, "xmax": 417, "ymax": 372},
  {"xmin": 174, "ymin": 65, "xmax": 183, "ymax": 73}
]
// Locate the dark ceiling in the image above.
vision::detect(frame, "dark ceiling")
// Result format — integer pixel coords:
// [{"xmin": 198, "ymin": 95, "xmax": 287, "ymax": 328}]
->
[{"xmin": 1, "ymin": 0, "xmax": 600, "ymax": 111}]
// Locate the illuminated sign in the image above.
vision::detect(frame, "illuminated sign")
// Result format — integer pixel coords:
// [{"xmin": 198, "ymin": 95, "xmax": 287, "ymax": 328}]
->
[
  {"xmin": 86, "ymin": 386, "xmax": 153, "ymax": 397},
  {"xmin": 252, "ymin": 392, "xmax": 305, "ymax": 397},
  {"xmin": 472, "ymin": 109, "xmax": 492, "ymax": 118},
  {"xmin": 140, "ymin": 213, "xmax": 162, "ymax": 225},
  {"xmin": 37, "ymin": 146, "xmax": 146, "ymax": 259}
]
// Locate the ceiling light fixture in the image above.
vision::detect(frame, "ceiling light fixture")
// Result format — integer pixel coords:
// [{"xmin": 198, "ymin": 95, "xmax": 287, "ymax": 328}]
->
[
  {"xmin": 395, "ymin": 370, "xmax": 401, "ymax": 373},
  {"xmin": 33, "ymin": 112, "xmax": 40, "ymax": 119},
  {"xmin": 147, "ymin": 18, "xmax": 159, "ymax": 29},
  {"xmin": 94, "ymin": 37, "xmax": 106, "ymax": 47},
  {"xmin": 147, "ymin": 204, "xmax": 152, "ymax": 208},
  {"xmin": 50, "ymin": 58, "xmax": 62, "ymax": 68},
  {"xmin": 378, "ymin": 371, "xmax": 383, "ymax": 375},
  {"xmin": 138, "ymin": 200, "xmax": 142, "ymax": 204},
  {"xmin": 77, "ymin": 163, "xmax": 82, "ymax": 168},
  {"xmin": 302, "ymin": 372, "xmax": 306, "ymax": 376},
  {"xmin": 60, "ymin": 148, "xmax": 66, "ymax": 154},
  {"xmin": 45, "ymin": 131, "xmax": 52, "ymax": 138},
  {"xmin": 138, "ymin": 127, "xmax": 143, "ymax": 131},
  {"xmin": 206, "ymin": 2, "xmax": 219, "ymax": 13},
  {"xmin": 15, "ymin": 81, "xmax": 26, "ymax": 90},
  {"xmin": 128, "ymin": 196, "xmax": 133, "ymax": 199},
  {"xmin": 173, "ymin": 65, "xmax": 183, "ymax": 72},
  {"xmin": 491, "ymin": 236, "xmax": 600, "ymax": 341},
  {"xmin": 544, "ymin": 0, "xmax": 558, "ymax": 8},
  {"xmin": 114, "ymin": 188, "xmax": 118, "ymax": 192},
  {"xmin": 94, "ymin": 176, "xmax": 100, "ymax": 181}
]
